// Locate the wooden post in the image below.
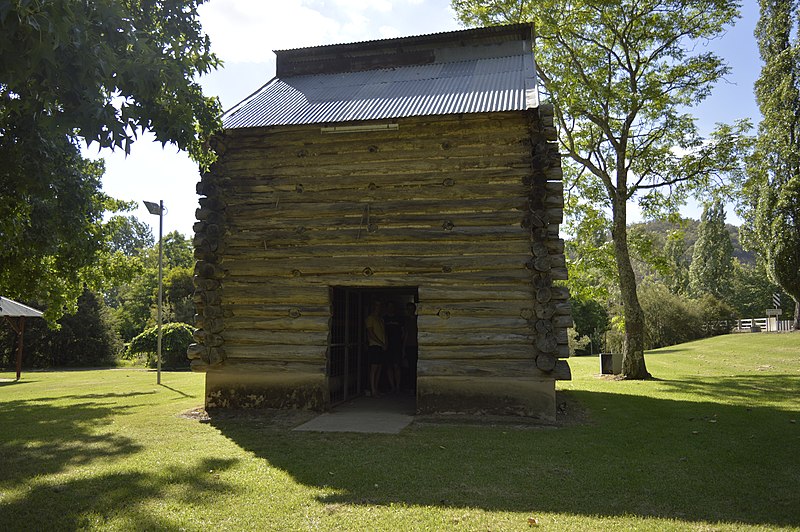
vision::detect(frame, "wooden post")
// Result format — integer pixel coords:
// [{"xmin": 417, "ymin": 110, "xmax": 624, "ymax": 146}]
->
[{"xmin": 15, "ymin": 316, "xmax": 25, "ymax": 381}]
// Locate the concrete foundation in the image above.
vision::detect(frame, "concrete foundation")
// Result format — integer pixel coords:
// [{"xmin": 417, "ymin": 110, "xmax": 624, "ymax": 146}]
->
[
  {"xmin": 203, "ymin": 365, "xmax": 557, "ymax": 421},
  {"xmin": 416, "ymin": 376, "xmax": 556, "ymax": 421},
  {"xmin": 205, "ymin": 369, "xmax": 327, "ymax": 410}
]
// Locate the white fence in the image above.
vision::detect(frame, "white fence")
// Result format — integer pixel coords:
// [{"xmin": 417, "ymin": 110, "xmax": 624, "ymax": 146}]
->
[{"xmin": 732, "ymin": 318, "xmax": 795, "ymax": 332}]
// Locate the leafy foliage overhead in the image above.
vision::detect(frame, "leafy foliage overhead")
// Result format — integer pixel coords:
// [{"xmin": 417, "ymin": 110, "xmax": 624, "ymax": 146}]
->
[
  {"xmin": 0, "ymin": 139, "xmax": 114, "ymax": 321},
  {"xmin": 453, "ymin": 0, "xmax": 742, "ymax": 209},
  {"xmin": 0, "ymin": 0, "xmax": 221, "ymax": 321},
  {"xmin": 105, "ymin": 215, "xmax": 155, "ymax": 257},
  {"xmin": 0, "ymin": 0, "xmax": 221, "ymax": 160}
]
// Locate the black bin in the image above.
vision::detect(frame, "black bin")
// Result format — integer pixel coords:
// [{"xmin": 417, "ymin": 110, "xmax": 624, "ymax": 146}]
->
[{"xmin": 600, "ymin": 353, "xmax": 613, "ymax": 374}]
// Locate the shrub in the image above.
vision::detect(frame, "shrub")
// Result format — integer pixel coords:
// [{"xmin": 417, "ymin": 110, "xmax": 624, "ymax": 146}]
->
[
  {"xmin": 128, "ymin": 322, "xmax": 194, "ymax": 369},
  {"xmin": 639, "ymin": 283, "xmax": 700, "ymax": 349},
  {"xmin": 637, "ymin": 283, "xmax": 735, "ymax": 350},
  {"xmin": 604, "ymin": 315, "xmax": 626, "ymax": 355},
  {"xmin": 696, "ymin": 294, "xmax": 736, "ymax": 336}
]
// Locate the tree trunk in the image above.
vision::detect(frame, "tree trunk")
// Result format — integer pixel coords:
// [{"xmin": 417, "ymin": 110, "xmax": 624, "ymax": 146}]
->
[
  {"xmin": 794, "ymin": 298, "xmax": 800, "ymax": 330},
  {"xmin": 611, "ymin": 194, "xmax": 651, "ymax": 379}
]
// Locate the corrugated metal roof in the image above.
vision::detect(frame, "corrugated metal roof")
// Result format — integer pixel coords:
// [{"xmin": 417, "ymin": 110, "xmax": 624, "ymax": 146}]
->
[
  {"xmin": 222, "ymin": 25, "xmax": 539, "ymax": 129},
  {"xmin": 0, "ymin": 297, "xmax": 44, "ymax": 318},
  {"xmin": 223, "ymin": 54, "xmax": 537, "ymax": 128}
]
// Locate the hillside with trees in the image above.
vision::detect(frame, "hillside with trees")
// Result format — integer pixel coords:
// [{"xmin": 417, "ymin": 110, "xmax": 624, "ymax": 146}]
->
[{"xmin": 566, "ymin": 207, "xmax": 787, "ymax": 355}]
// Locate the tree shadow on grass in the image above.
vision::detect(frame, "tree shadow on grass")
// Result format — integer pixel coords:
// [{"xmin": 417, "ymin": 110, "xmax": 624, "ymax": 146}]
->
[
  {"xmin": 654, "ymin": 374, "xmax": 800, "ymax": 408},
  {"xmin": 0, "ymin": 393, "xmax": 154, "ymax": 482},
  {"xmin": 0, "ymin": 381, "xmax": 240, "ymax": 531},
  {"xmin": 1, "ymin": 457, "xmax": 240, "ymax": 531},
  {"xmin": 211, "ymin": 390, "xmax": 799, "ymax": 528}
]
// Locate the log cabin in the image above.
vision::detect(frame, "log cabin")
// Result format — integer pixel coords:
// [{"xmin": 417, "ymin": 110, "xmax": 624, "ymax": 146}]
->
[{"xmin": 188, "ymin": 23, "xmax": 572, "ymax": 421}]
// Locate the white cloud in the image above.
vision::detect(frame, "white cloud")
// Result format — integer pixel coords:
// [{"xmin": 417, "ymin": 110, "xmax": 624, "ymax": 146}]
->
[
  {"xmin": 85, "ymin": 134, "xmax": 201, "ymax": 238},
  {"xmin": 329, "ymin": 0, "xmax": 393, "ymax": 13},
  {"xmin": 198, "ymin": 0, "xmax": 342, "ymax": 63},
  {"xmin": 338, "ymin": 11, "xmax": 371, "ymax": 38},
  {"xmin": 198, "ymin": 0, "xmax": 460, "ymax": 65},
  {"xmin": 378, "ymin": 25, "xmax": 402, "ymax": 38}
]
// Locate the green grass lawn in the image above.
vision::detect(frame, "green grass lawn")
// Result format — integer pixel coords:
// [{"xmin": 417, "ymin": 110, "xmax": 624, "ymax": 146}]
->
[{"xmin": 1, "ymin": 333, "xmax": 799, "ymax": 531}]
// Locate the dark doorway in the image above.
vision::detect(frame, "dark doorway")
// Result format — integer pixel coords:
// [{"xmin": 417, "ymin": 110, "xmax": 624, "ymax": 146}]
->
[{"xmin": 327, "ymin": 286, "xmax": 418, "ymax": 407}]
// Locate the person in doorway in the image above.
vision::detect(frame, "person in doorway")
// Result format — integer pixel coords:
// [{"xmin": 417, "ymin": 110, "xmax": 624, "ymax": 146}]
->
[
  {"xmin": 383, "ymin": 301, "xmax": 404, "ymax": 393},
  {"xmin": 403, "ymin": 302, "xmax": 419, "ymax": 391},
  {"xmin": 365, "ymin": 300, "xmax": 386, "ymax": 397}
]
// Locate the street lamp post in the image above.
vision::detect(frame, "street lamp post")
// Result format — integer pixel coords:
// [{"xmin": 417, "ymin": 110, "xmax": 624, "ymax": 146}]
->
[{"xmin": 143, "ymin": 200, "xmax": 164, "ymax": 385}]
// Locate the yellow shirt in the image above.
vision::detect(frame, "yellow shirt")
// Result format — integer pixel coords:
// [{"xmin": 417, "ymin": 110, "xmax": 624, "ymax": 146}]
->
[{"xmin": 365, "ymin": 314, "xmax": 385, "ymax": 347}]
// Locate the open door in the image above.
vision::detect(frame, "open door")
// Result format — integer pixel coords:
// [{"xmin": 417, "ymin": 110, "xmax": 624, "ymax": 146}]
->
[{"xmin": 327, "ymin": 287, "xmax": 418, "ymax": 407}]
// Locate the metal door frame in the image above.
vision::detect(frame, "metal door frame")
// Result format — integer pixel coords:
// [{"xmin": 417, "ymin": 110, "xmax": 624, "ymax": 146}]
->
[{"xmin": 327, "ymin": 287, "xmax": 365, "ymax": 406}]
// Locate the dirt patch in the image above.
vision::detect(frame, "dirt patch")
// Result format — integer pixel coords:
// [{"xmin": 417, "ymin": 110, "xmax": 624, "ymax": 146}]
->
[
  {"xmin": 555, "ymin": 390, "xmax": 592, "ymax": 427},
  {"xmin": 178, "ymin": 406, "xmax": 211, "ymax": 422}
]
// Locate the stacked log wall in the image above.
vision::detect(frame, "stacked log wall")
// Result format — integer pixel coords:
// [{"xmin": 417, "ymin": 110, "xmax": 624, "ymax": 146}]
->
[{"xmin": 191, "ymin": 110, "xmax": 570, "ymax": 417}]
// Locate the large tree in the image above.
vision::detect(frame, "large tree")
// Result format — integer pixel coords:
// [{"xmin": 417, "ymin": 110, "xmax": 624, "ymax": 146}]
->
[
  {"xmin": 452, "ymin": 0, "xmax": 741, "ymax": 378},
  {"xmin": 663, "ymin": 228, "xmax": 691, "ymax": 296},
  {"xmin": 0, "ymin": 0, "xmax": 221, "ymax": 320},
  {"xmin": 741, "ymin": 0, "xmax": 800, "ymax": 328},
  {"xmin": 106, "ymin": 214, "xmax": 155, "ymax": 257},
  {"xmin": 689, "ymin": 200, "xmax": 734, "ymax": 299},
  {"xmin": 109, "ymin": 230, "xmax": 194, "ymax": 341}
]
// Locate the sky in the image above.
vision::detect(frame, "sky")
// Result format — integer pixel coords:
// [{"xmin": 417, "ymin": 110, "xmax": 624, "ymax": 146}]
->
[{"xmin": 91, "ymin": 0, "xmax": 762, "ymax": 239}]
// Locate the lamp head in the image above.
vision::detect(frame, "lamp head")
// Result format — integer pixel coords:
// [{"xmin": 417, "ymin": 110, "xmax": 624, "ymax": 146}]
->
[{"xmin": 143, "ymin": 201, "xmax": 162, "ymax": 215}]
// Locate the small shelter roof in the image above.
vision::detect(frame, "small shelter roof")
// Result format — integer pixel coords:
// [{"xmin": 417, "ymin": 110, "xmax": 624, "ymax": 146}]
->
[
  {"xmin": 0, "ymin": 297, "xmax": 44, "ymax": 318},
  {"xmin": 222, "ymin": 23, "xmax": 538, "ymax": 129}
]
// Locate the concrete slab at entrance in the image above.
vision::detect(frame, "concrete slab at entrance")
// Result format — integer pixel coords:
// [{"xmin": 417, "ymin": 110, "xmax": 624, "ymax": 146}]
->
[{"xmin": 293, "ymin": 394, "xmax": 415, "ymax": 434}]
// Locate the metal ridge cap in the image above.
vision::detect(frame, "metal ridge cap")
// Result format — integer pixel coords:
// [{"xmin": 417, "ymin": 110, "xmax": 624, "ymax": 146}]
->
[{"xmin": 273, "ymin": 23, "xmax": 533, "ymax": 55}]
